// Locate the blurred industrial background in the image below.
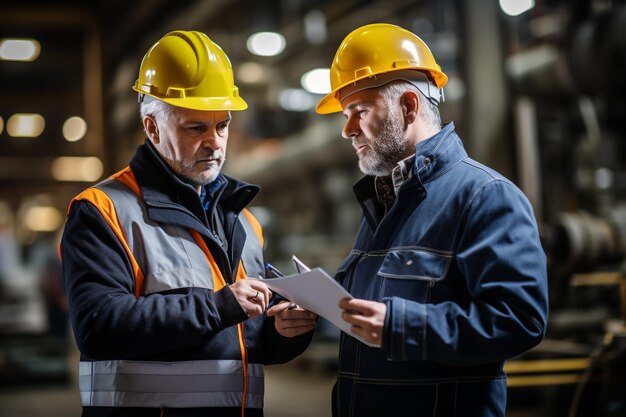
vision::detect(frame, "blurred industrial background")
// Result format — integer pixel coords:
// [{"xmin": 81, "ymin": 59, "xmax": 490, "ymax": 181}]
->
[{"xmin": 1, "ymin": 0, "xmax": 626, "ymax": 416}]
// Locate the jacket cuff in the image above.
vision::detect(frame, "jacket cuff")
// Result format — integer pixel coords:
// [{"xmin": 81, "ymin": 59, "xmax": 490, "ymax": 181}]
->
[
  {"xmin": 213, "ymin": 286, "xmax": 247, "ymax": 329},
  {"xmin": 382, "ymin": 296, "xmax": 427, "ymax": 361}
]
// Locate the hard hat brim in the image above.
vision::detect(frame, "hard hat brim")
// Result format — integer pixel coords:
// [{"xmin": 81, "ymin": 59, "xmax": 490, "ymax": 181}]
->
[
  {"xmin": 160, "ymin": 96, "xmax": 248, "ymax": 111},
  {"xmin": 315, "ymin": 91, "xmax": 343, "ymax": 115},
  {"xmin": 133, "ymin": 88, "xmax": 248, "ymax": 111}
]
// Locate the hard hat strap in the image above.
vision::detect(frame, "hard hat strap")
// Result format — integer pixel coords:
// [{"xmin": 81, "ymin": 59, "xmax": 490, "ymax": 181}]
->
[{"xmin": 338, "ymin": 69, "xmax": 444, "ymax": 105}]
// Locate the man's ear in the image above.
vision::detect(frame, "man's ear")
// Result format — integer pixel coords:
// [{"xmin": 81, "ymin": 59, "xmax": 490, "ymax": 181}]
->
[
  {"xmin": 401, "ymin": 91, "xmax": 419, "ymax": 125},
  {"xmin": 143, "ymin": 116, "xmax": 160, "ymax": 143}
]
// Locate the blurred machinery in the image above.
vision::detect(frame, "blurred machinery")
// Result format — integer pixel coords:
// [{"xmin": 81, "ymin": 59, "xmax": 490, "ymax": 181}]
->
[
  {"xmin": 497, "ymin": 0, "xmax": 626, "ymax": 416},
  {"xmin": 0, "ymin": 202, "xmax": 69, "ymax": 386}
]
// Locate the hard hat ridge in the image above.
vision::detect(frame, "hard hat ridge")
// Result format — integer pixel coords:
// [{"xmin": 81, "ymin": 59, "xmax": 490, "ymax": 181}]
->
[{"xmin": 132, "ymin": 30, "xmax": 247, "ymax": 111}]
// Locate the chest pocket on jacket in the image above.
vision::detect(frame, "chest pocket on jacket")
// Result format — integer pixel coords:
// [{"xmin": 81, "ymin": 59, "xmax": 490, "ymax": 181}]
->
[
  {"xmin": 377, "ymin": 249, "xmax": 452, "ymax": 302},
  {"xmin": 335, "ymin": 251, "xmax": 363, "ymax": 287}
]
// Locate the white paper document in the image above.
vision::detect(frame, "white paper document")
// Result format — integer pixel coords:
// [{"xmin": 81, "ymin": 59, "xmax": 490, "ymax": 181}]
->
[{"xmin": 263, "ymin": 264, "xmax": 377, "ymax": 347}]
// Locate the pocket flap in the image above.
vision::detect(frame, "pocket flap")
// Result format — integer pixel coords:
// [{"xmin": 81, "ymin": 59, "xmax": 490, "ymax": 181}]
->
[
  {"xmin": 336, "ymin": 251, "xmax": 363, "ymax": 279},
  {"xmin": 378, "ymin": 249, "xmax": 451, "ymax": 281}
]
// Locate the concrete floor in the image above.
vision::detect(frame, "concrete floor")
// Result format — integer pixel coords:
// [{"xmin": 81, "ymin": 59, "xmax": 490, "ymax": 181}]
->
[
  {"xmin": 0, "ymin": 342, "xmax": 337, "ymax": 417},
  {"xmin": 265, "ymin": 361, "xmax": 336, "ymax": 417}
]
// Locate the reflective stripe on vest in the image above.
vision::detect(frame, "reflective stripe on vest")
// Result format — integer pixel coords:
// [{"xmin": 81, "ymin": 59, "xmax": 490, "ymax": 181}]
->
[
  {"xmin": 69, "ymin": 167, "xmax": 265, "ymax": 409},
  {"xmin": 79, "ymin": 360, "xmax": 264, "ymax": 408}
]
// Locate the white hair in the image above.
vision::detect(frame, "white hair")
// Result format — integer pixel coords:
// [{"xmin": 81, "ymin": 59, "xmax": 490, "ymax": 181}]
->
[
  {"xmin": 139, "ymin": 97, "xmax": 177, "ymax": 132},
  {"xmin": 378, "ymin": 80, "xmax": 441, "ymax": 130}
]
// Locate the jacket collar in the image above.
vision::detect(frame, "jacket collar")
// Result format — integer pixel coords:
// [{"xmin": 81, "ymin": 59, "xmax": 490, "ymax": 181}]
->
[
  {"xmin": 129, "ymin": 140, "xmax": 260, "ymax": 219},
  {"xmin": 352, "ymin": 122, "xmax": 467, "ymax": 227},
  {"xmin": 412, "ymin": 122, "xmax": 467, "ymax": 185}
]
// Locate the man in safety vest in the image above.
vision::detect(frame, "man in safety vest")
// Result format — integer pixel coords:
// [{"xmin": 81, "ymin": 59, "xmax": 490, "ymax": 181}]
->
[
  {"xmin": 61, "ymin": 30, "xmax": 317, "ymax": 417},
  {"xmin": 316, "ymin": 24, "xmax": 548, "ymax": 416}
]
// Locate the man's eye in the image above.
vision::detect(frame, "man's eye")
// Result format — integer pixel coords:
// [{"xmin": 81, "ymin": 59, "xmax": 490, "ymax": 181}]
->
[
  {"xmin": 188, "ymin": 126, "xmax": 204, "ymax": 133},
  {"xmin": 216, "ymin": 123, "xmax": 228, "ymax": 133}
]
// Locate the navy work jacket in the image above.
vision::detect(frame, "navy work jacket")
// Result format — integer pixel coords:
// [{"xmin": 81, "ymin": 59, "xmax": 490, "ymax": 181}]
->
[{"xmin": 333, "ymin": 123, "xmax": 548, "ymax": 417}]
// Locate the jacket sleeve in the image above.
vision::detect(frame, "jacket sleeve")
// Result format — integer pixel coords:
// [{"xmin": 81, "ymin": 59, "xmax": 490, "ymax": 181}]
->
[
  {"xmin": 62, "ymin": 199, "xmax": 246, "ymax": 360},
  {"xmin": 382, "ymin": 180, "xmax": 549, "ymax": 364}
]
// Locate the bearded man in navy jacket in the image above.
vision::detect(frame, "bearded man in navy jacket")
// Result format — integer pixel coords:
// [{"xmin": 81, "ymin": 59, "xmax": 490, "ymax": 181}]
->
[{"xmin": 316, "ymin": 23, "xmax": 548, "ymax": 417}]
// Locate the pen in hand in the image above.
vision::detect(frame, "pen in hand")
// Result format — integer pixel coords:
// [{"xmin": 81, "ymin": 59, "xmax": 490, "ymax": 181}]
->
[
  {"xmin": 265, "ymin": 263, "xmax": 284, "ymax": 278},
  {"xmin": 265, "ymin": 263, "xmax": 299, "ymax": 310}
]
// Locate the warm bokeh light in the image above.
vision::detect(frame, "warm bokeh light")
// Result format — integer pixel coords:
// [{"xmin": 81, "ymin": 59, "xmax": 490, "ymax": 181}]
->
[
  {"xmin": 7, "ymin": 113, "xmax": 45, "ymax": 137},
  {"xmin": 0, "ymin": 116, "xmax": 4, "ymax": 135},
  {"xmin": 300, "ymin": 68, "xmax": 331, "ymax": 94},
  {"xmin": 237, "ymin": 62, "xmax": 265, "ymax": 84},
  {"xmin": 51, "ymin": 156, "xmax": 103, "ymax": 182},
  {"xmin": 246, "ymin": 32, "xmax": 286, "ymax": 57},
  {"xmin": 62, "ymin": 116, "xmax": 88, "ymax": 142},
  {"xmin": 24, "ymin": 206, "xmax": 63, "ymax": 232},
  {"xmin": 0, "ymin": 38, "xmax": 41, "ymax": 61}
]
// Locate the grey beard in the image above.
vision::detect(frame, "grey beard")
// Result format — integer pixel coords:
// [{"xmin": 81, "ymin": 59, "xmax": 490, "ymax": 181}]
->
[
  {"xmin": 178, "ymin": 150, "xmax": 225, "ymax": 187},
  {"xmin": 357, "ymin": 113, "xmax": 408, "ymax": 176}
]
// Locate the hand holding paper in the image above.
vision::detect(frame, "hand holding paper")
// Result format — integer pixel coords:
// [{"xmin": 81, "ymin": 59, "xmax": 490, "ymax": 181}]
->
[
  {"xmin": 267, "ymin": 301, "xmax": 317, "ymax": 338},
  {"xmin": 261, "ymin": 257, "xmax": 377, "ymax": 347},
  {"xmin": 339, "ymin": 298, "xmax": 386, "ymax": 347}
]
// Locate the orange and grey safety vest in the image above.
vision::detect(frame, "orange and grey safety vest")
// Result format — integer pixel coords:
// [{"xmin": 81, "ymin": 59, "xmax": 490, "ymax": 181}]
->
[{"xmin": 70, "ymin": 167, "xmax": 265, "ymax": 410}]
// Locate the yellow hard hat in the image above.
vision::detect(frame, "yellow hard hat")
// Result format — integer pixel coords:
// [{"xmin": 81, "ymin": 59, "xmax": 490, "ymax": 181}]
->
[
  {"xmin": 316, "ymin": 23, "xmax": 447, "ymax": 114},
  {"xmin": 132, "ymin": 30, "xmax": 247, "ymax": 111}
]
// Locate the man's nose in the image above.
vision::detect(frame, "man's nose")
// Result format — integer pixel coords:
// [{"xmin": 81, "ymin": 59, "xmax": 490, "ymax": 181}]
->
[
  {"xmin": 201, "ymin": 130, "xmax": 221, "ymax": 147},
  {"xmin": 342, "ymin": 117, "xmax": 360, "ymax": 139}
]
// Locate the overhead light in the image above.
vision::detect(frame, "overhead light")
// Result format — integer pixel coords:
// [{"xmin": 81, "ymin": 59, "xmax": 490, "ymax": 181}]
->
[
  {"xmin": 24, "ymin": 206, "xmax": 62, "ymax": 232},
  {"xmin": 237, "ymin": 62, "xmax": 265, "ymax": 84},
  {"xmin": 279, "ymin": 88, "xmax": 316, "ymax": 112},
  {"xmin": 246, "ymin": 32, "xmax": 286, "ymax": 57},
  {"xmin": 0, "ymin": 38, "xmax": 41, "ymax": 61},
  {"xmin": 300, "ymin": 68, "xmax": 330, "ymax": 94},
  {"xmin": 7, "ymin": 113, "xmax": 45, "ymax": 137},
  {"xmin": 51, "ymin": 156, "xmax": 103, "ymax": 182},
  {"xmin": 499, "ymin": 0, "xmax": 535, "ymax": 16},
  {"xmin": 62, "ymin": 116, "xmax": 88, "ymax": 142},
  {"xmin": 304, "ymin": 10, "xmax": 327, "ymax": 45}
]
